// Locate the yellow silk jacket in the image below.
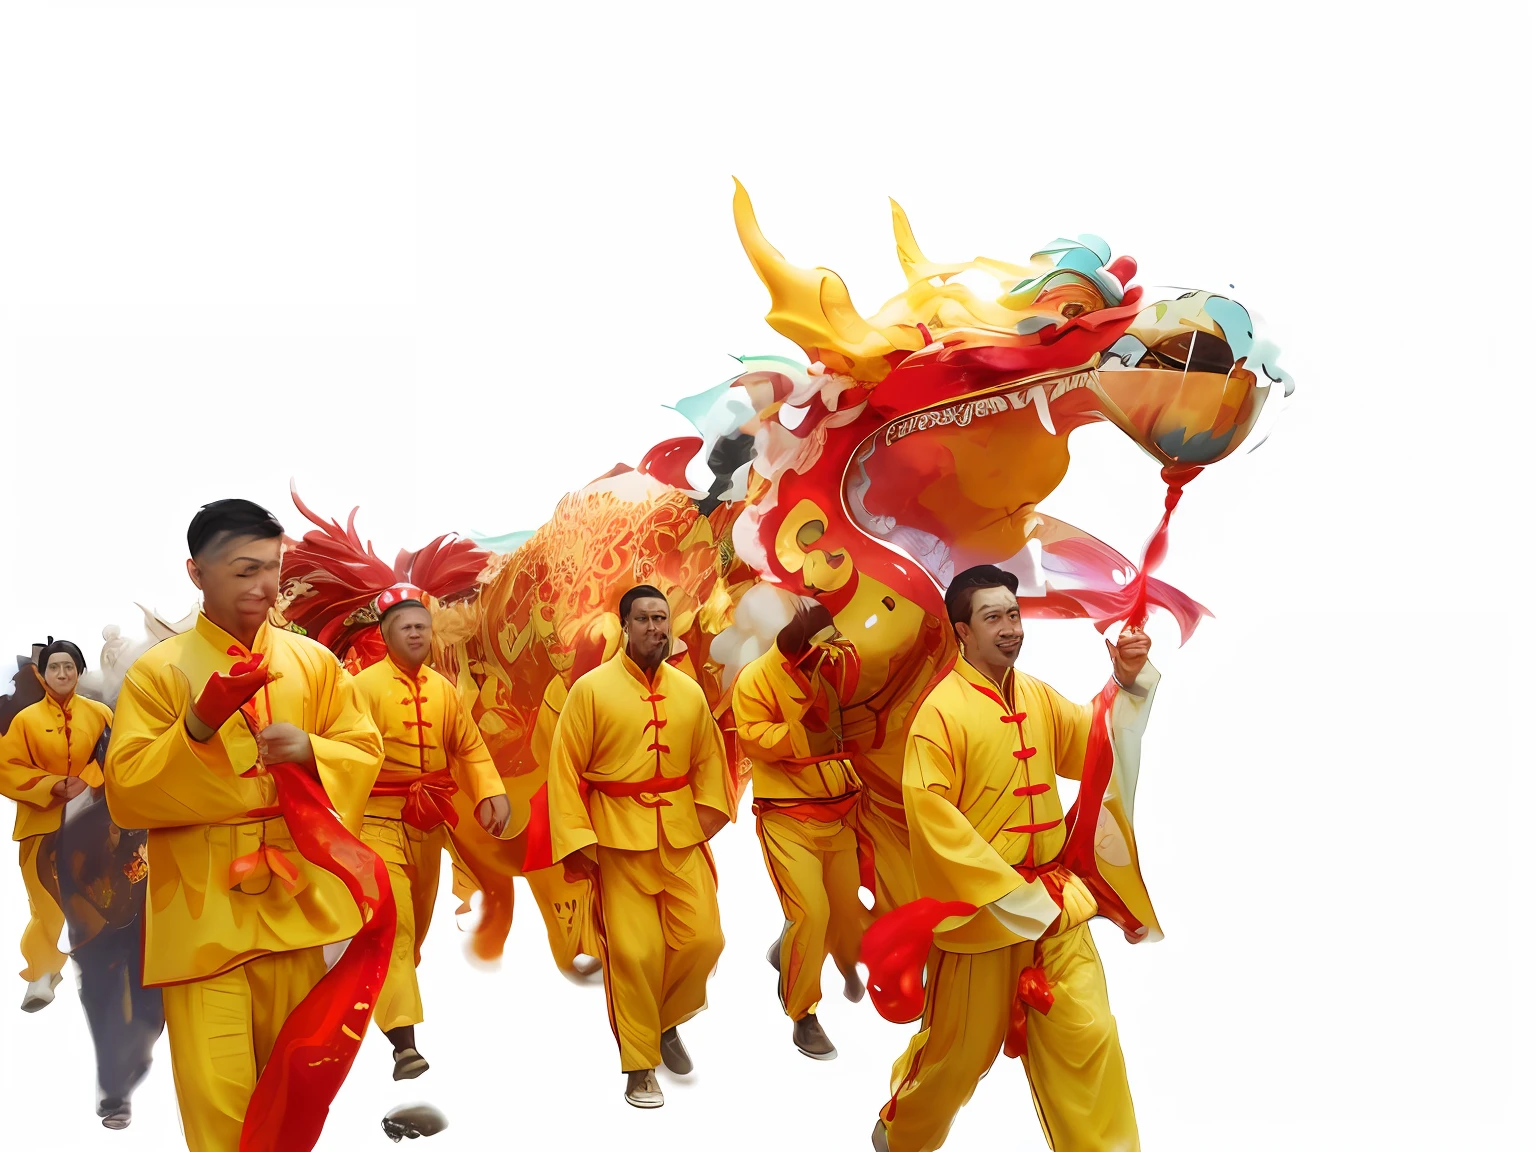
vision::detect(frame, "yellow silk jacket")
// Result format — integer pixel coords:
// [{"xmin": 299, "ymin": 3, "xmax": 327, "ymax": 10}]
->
[
  {"xmin": 547, "ymin": 652, "xmax": 730, "ymax": 861},
  {"xmin": 904, "ymin": 656, "xmax": 1157, "ymax": 953},
  {"xmin": 0, "ymin": 692, "xmax": 112, "ymax": 840},
  {"xmin": 353, "ymin": 657, "xmax": 503, "ymax": 820},
  {"xmin": 105, "ymin": 614, "xmax": 383, "ymax": 985},
  {"xmin": 732, "ymin": 648, "xmax": 859, "ymax": 801}
]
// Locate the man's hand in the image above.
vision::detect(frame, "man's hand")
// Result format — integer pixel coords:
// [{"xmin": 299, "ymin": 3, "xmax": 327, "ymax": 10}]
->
[
  {"xmin": 256, "ymin": 722, "xmax": 315, "ymax": 767},
  {"xmin": 698, "ymin": 806, "xmax": 730, "ymax": 839},
  {"xmin": 1106, "ymin": 625, "xmax": 1152, "ymax": 688},
  {"xmin": 190, "ymin": 655, "xmax": 269, "ymax": 736},
  {"xmin": 476, "ymin": 794, "xmax": 511, "ymax": 837},
  {"xmin": 51, "ymin": 776, "xmax": 88, "ymax": 802}
]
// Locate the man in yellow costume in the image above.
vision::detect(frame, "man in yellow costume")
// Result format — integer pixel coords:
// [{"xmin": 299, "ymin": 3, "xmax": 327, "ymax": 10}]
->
[
  {"xmin": 0, "ymin": 638, "xmax": 112, "ymax": 1012},
  {"xmin": 105, "ymin": 499, "xmax": 384, "ymax": 1152},
  {"xmin": 545, "ymin": 584, "xmax": 731, "ymax": 1109},
  {"xmin": 353, "ymin": 583, "xmax": 510, "ymax": 1081},
  {"xmin": 733, "ymin": 601, "xmax": 868, "ymax": 1060},
  {"xmin": 872, "ymin": 564, "xmax": 1158, "ymax": 1152}
]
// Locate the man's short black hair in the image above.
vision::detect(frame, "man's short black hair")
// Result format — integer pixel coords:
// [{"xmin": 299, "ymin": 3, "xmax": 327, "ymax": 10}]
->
[
  {"xmin": 619, "ymin": 584, "xmax": 668, "ymax": 621},
  {"xmin": 187, "ymin": 499, "xmax": 285, "ymax": 559},
  {"xmin": 37, "ymin": 637, "xmax": 87, "ymax": 676},
  {"xmin": 944, "ymin": 564, "xmax": 1020, "ymax": 625}
]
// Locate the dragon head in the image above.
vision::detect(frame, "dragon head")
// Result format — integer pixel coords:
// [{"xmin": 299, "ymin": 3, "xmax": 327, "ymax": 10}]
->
[{"xmin": 710, "ymin": 183, "xmax": 1290, "ymax": 637}]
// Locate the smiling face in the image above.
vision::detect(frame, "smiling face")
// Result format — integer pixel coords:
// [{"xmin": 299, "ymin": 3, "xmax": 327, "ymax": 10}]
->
[
  {"xmin": 955, "ymin": 584, "xmax": 1023, "ymax": 673},
  {"xmin": 43, "ymin": 652, "xmax": 79, "ymax": 700},
  {"xmin": 187, "ymin": 533, "xmax": 282, "ymax": 641}
]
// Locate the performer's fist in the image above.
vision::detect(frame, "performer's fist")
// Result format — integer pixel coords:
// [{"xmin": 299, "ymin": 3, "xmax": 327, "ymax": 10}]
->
[
  {"xmin": 476, "ymin": 794, "xmax": 511, "ymax": 837},
  {"xmin": 191, "ymin": 654, "xmax": 269, "ymax": 732},
  {"xmin": 256, "ymin": 722, "xmax": 315, "ymax": 768},
  {"xmin": 51, "ymin": 776, "xmax": 88, "ymax": 801},
  {"xmin": 1106, "ymin": 625, "xmax": 1152, "ymax": 687},
  {"xmin": 777, "ymin": 602, "xmax": 836, "ymax": 660}
]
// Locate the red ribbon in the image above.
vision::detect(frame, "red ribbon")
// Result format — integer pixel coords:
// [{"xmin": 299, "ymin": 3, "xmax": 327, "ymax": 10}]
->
[
  {"xmin": 370, "ymin": 768, "xmax": 460, "ymax": 831},
  {"xmin": 236, "ymin": 761, "xmax": 395, "ymax": 1152},
  {"xmin": 1002, "ymin": 963, "xmax": 1055, "ymax": 1060},
  {"xmin": 860, "ymin": 897, "xmax": 977, "ymax": 1024}
]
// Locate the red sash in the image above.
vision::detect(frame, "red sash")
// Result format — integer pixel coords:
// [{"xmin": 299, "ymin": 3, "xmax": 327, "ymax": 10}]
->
[{"xmin": 370, "ymin": 767, "xmax": 459, "ymax": 831}]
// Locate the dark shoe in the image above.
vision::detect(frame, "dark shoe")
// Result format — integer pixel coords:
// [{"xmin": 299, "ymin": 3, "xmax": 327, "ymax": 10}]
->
[
  {"xmin": 659, "ymin": 1027, "xmax": 693, "ymax": 1075},
  {"xmin": 392, "ymin": 1046, "xmax": 429, "ymax": 1081},
  {"xmin": 793, "ymin": 1013, "xmax": 838, "ymax": 1060},
  {"xmin": 625, "ymin": 1069, "xmax": 663, "ymax": 1108},
  {"xmin": 766, "ymin": 936, "xmax": 782, "ymax": 972},
  {"xmin": 872, "ymin": 1118, "xmax": 890, "ymax": 1151},
  {"xmin": 99, "ymin": 1099, "xmax": 131, "ymax": 1129}
]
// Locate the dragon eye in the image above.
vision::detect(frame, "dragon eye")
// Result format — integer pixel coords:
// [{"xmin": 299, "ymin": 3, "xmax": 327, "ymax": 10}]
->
[
  {"xmin": 1060, "ymin": 302, "xmax": 1087, "ymax": 319},
  {"xmin": 795, "ymin": 520, "xmax": 826, "ymax": 548}
]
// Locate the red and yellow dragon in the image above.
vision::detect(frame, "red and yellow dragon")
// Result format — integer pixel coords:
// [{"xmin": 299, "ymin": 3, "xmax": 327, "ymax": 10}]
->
[{"xmin": 277, "ymin": 182, "xmax": 1288, "ymax": 972}]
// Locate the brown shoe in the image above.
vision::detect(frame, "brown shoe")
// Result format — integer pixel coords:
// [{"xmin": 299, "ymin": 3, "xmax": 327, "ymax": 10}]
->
[
  {"xmin": 392, "ymin": 1047, "xmax": 429, "ymax": 1081},
  {"xmin": 660, "ymin": 1027, "xmax": 693, "ymax": 1075},
  {"xmin": 793, "ymin": 1013, "xmax": 837, "ymax": 1061},
  {"xmin": 625, "ymin": 1069, "xmax": 664, "ymax": 1108}
]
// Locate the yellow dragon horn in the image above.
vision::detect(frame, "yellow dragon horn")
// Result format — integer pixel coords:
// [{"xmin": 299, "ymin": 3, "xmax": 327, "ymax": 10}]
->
[
  {"xmin": 732, "ymin": 178, "xmax": 907, "ymax": 381},
  {"xmin": 890, "ymin": 198, "xmax": 932, "ymax": 285}
]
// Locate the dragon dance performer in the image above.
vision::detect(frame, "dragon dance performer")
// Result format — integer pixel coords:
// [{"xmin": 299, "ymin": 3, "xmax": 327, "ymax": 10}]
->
[
  {"xmin": 105, "ymin": 500, "xmax": 386, "ymax": 1152},
  {"xmin": 0, "ymin": 639, "xmax": 112, "ymax": 1012},
  {"xmin": 871, "ymin": 565, "xmax": 1158, "ymax": 1152},
  {"xmin": 353, "ymin": 583, "xmax": 510, "ymax": 1080},
  {"xmin": 540, "ymin": 584, "xmax": 732, "ymax": 1109},
  {"xmin": 733, "ymin": 601, "xmax": 868, "ymax": 1060}
]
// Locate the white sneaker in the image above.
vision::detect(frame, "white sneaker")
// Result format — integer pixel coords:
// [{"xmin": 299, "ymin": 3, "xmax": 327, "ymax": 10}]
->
[
  {"xmin": 625, "ymin": 1069, "xmax": 664, "ymax": 1109},
  {"xmin": 21, "ymin": 971, "xmax": 62, "ymax": 1013}
]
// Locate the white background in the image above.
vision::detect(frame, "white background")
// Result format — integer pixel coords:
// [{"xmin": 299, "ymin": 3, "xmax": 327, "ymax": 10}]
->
[{"xmin": 0, "ymin": 1, "xmax": 1529, "ymax": 1149}]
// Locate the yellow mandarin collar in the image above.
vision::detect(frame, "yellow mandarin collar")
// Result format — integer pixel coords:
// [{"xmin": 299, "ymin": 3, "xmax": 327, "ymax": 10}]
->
[
  {"xmin": 620, "ymin": 649, "xmax": 666, "ymax": 691},
  {"xmin": 384, "ymin": 655, "xmax": 429, "ymax": 687},
  {"xmin": 194, "ymin": 612, "xmax": 271, "ymax": 658},
  {"xmin": 40, "ymin": 689, "xmax": 77, "ymax": 715},
  {"xmin": 955, "ymin": 655, "xmax": 1017, "ymax": 702}
]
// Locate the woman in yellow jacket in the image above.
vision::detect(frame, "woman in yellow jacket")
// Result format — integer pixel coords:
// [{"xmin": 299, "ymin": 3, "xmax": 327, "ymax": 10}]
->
[{"xmin": 0, "ymin": 638, "xmax": 112, "ymax": 1011}]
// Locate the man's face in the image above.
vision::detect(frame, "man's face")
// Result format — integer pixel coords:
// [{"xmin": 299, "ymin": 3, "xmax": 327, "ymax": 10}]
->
[
  {"xmin": 382, "ymin": 604, "xmax": 433, "ymax": 668},
  {"xmin": 623, "ymin": 597, "xmax": 671, "ymax": 666},
  {"xmin": 957, "ymin": 586, "xmax": 1022, "ymax": 669},
  {"xmin": 43, "ymin": 653, "xmax": 78, "ymax": 699},
  {"xmin": 186, "ymin": 534, "xmax": 282, "ymax": 636}
]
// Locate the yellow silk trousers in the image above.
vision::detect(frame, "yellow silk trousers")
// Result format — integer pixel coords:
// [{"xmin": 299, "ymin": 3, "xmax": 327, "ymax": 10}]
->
[
  {"xmin": 362, "ymin": 816, "xmax": 445, "ymax": 1032},
  {"xmin": 17, "ymin": 833, "xmax": 65, "ymax": 982},
  {"xmin": 161, "ymin": 946, "xmax": 326, "ymax": 1152},
  {"xmin": 857, "ymin": 795, "xmax": 918, "ymax": 917},
  {"xmin": 881, "ymin": 924, "xmax": 1137, "ymax": 1152},
  {"xmin": 757, "ymin": 810, "xmax": 865, "ymax": 1019},
  {"xmin": 596, "ymin": 841, "xmax": 723, "ymax": 1072}
]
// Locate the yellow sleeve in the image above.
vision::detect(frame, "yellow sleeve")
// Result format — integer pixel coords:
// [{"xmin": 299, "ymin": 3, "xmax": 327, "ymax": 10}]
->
[
  {"xmin": 688, "ymin": 691, "xmax": 732, "ymax": 819},
  {"xmin": 903, "ymin": 702, "xmax": 1021, "ymax": 910},
  {"xmin": 445, "ymin": 690, "xmax": 503, "ymax": 806},
  {"xmin": 104, "ymin": 665, "xmax": 276, "ymax": 829},
  {"xmin": 79, "ymin": 701, "xmax": 112, "ymax": 788},
  {"xmin": 306, "ymin": 657, "xmax": 383, "ymax": 836},
  {"xmin": 731, "ymin": 656, "xmax": 803, "ymax": 763},
  {"xmin": 546, "ymin": 678, "xmax": 598, "ymax": 861},
  {"xmin": 1042, "ymin": 682, "xmax": 1094, "ymax": 781},
  {"xmin": 0, "ymin": 719, "xmax": 60, "ymax": 809}
]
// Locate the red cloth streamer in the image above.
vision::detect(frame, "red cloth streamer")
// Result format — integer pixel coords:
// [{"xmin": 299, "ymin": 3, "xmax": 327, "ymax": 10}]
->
[
  {"xmin": 861, "ymin": 897, "xmax": 977, "ymax": 1024},
  {"xmin": 237, "ymin": 761, "xmax": 396, "ymax": 1152},
  {"xmin": 1002, "ymin": 964, "xmax": 1055, "ymax": 1059},
  {"xmin": 521, "ymin": 782, "xmax": 555, "ymax": 873},
  {"xmin": 1125, "ymin": 464, "xmax": 1203, "ymax": 629},
  {"xmin": 370, "ymin": 767, "xmax": 460, "ymax": 831}
]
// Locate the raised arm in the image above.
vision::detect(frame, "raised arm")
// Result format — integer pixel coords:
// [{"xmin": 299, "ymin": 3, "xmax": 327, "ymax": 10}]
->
[{"xmin": 105, "ymin": 666, "xmax": 275, "ymax": 829}]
